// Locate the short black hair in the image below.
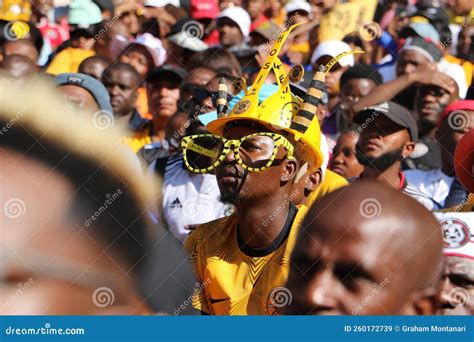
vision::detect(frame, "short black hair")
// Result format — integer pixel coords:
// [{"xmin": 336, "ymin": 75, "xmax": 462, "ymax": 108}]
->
[
  {"xmin": 79, "ymin": 55, "xmax": 111, "ymax": 70},
  {"xmin": 340, "ymin": 63, "xmax": 383, "ymax": 89},
  {"xmin": 190, "ymin": 48, "xmax": 241, "ymax": 75},
  {"xmin": 103, "ymin": 62, "xmax": 142, "ymax": 86}
]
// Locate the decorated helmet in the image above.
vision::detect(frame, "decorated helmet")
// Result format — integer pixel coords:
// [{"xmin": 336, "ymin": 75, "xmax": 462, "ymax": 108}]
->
[{"xmin": 206, "ymin": 23, "xmax": 362, "ymax": 171}]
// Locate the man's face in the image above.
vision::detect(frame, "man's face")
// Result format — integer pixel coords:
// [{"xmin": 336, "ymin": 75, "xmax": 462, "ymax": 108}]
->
[
  {"xmin": 315, "ymin": 56, "xmax": 346, "ymax": 96},
  {"xmin": 102, "ymin": 69, "xmax": 138, "ymax": 116},
  {"xmin": 396, "ymin": 50, "xmax": 431, "ymax": 77},
  {"xmin": 415, "ymin": 85, "xmax": 456, "ymax": 124},
  {"xmin": 147, "ymin": 75, "xmax": 181, "ymax": 119},
  {"xmin": 215, "ymin": 123, "xmax": 290, "ymax": 205},
  {"xmin": 120, "ymin": 46, "xmax": 152, "ymax": 77},
  {"xmin": 218, "ymin": 17, "xmax": 244, "ymax": 48},
  {"xmin": 180, "ymin": 68, "xmax": 216, "ymax": 105},
  {"xmin": 244, "ymin": 0, "xmax": 268, "ymax": 19},
  {"xmin": 330, "ymin": 132, "xmax": 364, "ymax": 179},
  {"xmin": 120, "ymin": 11, "xmax": 140, "ymax": 36},
  {"xmin": 285, "ymin": 216, "xmax": 406, "ymax": 315},
  {"xmin": 340, "ymin": 78, "xmax": 377, "ymax": 121},
  {"xmin": 58, "ymin": 85, "xmax": 100, "ymax": 113},
  {"xmin": 457, "ymin": 25, "xmax": 474, "ymax": 60},
  {"xmin": 436, "ymin": 256, "xmax": 474, "ymax": 315},
  {"xmin": 2, "ymin": 40, "xmax": 38, "ymax": 64},
  {"xmin": 357, "ymin": 115, "xmax": 410, "ymax": 160}
]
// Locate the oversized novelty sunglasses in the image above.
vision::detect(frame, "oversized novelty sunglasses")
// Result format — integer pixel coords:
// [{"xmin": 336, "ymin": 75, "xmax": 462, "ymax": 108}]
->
[{"xmin": 181, "ymin": 132, "xmax": 295, "ymax": 173}]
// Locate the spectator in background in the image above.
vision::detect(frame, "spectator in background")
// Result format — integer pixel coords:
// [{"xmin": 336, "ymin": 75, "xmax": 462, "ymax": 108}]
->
[
  {"xmin": 284, "ymin": 0, "xmax": 313, "ymax": 66},
  {"xmin": 54, "ymin": 72, "xmax": 113, "ymax": 115},
  {"xmin": 216, "ymin": 6, "xmax": 251, "ymax": 49},
  {"xmin": 189, "ymin": 47, "xmax": 241, "ymax": 76},
  {"xmin": 46, "ymin": 28, "xmax": 96, "ymax": 75},
  {"xmin": 406, "ymin": 101, "xmax": 474, "ymax": 208},
  {"xmin": 101, "ymin": 63, "xmax": 151, "ymax": 153},
  {"xmin": 115, "ymin": 0, "xmax": 143, "ymax": 38},
  {"xmin": 1, "ymin": 38, "xmax": 39, "ymax": 64},
  {"xmin": 329, "ymin": 131, "xmax": 364, "ymax": 180},
  {"xmin": 285, "ymin": 181, "xmax": 443, "ymax": 315},
  {"xmin": 144, "ymin": 65, "xmax": 187, "ymax": 146},
  {"xmin": 78, "ymin": 55, "xmax": 111, "ymax": 80},
  {"xmin": 265, "ymin": 0, "xmax": 286, "ymax": 26},
  {"xmin": 179, "ymin": 67, "xmax": 217, "ymax": 113},
  {"xmin": 353, "ymin": 102, "xmax": 439, "ymax": 210},
  {"xmin": 311, "ymin": 41, "xmax": 355, "ymax": 117},
  {"xmin": 330, "ymin": 64, "xmax": 383, "ymax": 135},
  {"xmin": 243, "ymin": 0, "xmax": 269, "ymax": 32}
]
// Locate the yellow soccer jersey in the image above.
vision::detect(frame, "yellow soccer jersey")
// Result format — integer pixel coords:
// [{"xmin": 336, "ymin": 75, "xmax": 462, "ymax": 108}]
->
[{"xmin": 184, "ymin": 204, "xmax": 307, "ymax": 315}]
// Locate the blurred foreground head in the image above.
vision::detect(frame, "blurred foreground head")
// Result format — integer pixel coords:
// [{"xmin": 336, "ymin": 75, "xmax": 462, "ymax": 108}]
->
[
  {"xmin": 285, "ymin": 181, "xmax": 443, "ymax": 315},
  {"xmin": 0, "ymin": 78, "xmax": 154, "ymax": 315}
]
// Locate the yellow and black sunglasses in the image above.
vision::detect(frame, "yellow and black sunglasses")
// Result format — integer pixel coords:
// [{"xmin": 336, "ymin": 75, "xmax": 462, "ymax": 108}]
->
[{"xmin": 181, "ymin": 132, "xmax": 295, "ymax": 173}]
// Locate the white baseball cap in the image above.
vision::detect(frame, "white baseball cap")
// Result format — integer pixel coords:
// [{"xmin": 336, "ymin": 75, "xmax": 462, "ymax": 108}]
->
[
  {"xmin": 285, "ymin": 0, "xmax": 312, "ymax": 15},
  {"xmin": 144, "ymin": 0, "xmax": 180, "ymax": 7},
  {"xmin": 437, "ymin": 59, "xmax": 468, "ymax": 99},
  {"xmin": 217, "ymin": 6, "xmax": 251, "ymax": 38},
  {"xmin": 311, "ymin": 40, "xmax": 355, "ymax": 67}
]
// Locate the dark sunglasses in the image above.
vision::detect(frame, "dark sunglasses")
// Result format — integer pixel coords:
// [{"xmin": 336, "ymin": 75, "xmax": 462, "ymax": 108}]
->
[{"xmin": 192, "ymin": 88, "xmax": 233, "ymax": 106}]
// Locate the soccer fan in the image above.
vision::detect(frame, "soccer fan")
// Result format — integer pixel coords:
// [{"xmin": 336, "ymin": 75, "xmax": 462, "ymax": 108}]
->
[
  {"xmin": 78, "ymin": 55, "xmax": 110, "ymax": 80},
  {"xmin": 285, "ymin": 181, "xmax": 444, "ymax": 315},
  {"xmin": 353, "ymin": 101, "xmax": 438, "ymax": 209},
  {"xmin": 330, "ymin": 131, "xmax": 364, "ymax": 180},
  {"xmin": 183, "ymin": 25, "xmax": 330, "ymax": 315},
  {"xmin": 216, "ymin": 6, "xmax": 251, "ymax": 49}
]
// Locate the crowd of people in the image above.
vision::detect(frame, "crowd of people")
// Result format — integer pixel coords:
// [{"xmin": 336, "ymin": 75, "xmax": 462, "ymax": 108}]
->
[{"xmin": 0, "ymin": 0, "xmax": 473, "ymax": 316}]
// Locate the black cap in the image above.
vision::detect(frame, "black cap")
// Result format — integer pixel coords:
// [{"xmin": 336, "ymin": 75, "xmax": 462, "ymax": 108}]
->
[
  {"xmin": 353, "ymin": 101, "xmax": 418, "ymax": 141},
  {"xmin": 147, "ymin": 64, "xmax": 188, "ymax": 83}
]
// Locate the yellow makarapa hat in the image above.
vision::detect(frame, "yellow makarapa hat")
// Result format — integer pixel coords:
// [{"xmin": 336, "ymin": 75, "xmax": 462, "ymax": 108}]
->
[{"xmin": 207, "ymin": 23, "xmax": 363, "ymax": 171}]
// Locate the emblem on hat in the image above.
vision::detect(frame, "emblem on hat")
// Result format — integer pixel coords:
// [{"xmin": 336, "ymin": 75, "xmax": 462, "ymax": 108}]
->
[{"xmin": 440, "ymin": 218, "xmax": 471, "ymax": 248}]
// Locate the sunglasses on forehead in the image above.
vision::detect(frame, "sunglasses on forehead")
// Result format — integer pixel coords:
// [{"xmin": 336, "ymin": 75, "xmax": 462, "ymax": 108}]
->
[{"xmin": 181, "ymin": 132, "xmax": 295, "ymax": 174}]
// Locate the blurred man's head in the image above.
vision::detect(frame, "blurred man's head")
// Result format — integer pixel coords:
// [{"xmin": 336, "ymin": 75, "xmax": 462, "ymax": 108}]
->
[
  {"xmin": 0, "ymin": 54, "xmax": 38, "ymax": 79},
  {"xmin": 102, "ymin": 63, "xmax": 141, "ymax": 117},
  {"xmin": 1, "ymin": 39, "xmax": 38, "ymax": 64},
  {"xmin": 330, "ymin": 131, "xmax": 364, "ymax": 179},
  {"xmin": 147, "ymin": 65, "xmax": 187, "ymax": 121},
  {"xmin": 217, "ymin": 6, "xmax": 251, "ymax": 48},
  {"xmin": 353, "ymin": 102, "xmax": 417, "ymax": 173},
  {"xmin": 0, "ymin": 79, "xmax": 151, "ymax": 314},
  {"xmin": 119, "ymin": 43, "xmax": 157, "ymax": 78},
  {"xmin": 415, "ymin": 79, "xmax": 459, "ymax": 126},
  {"xmin": 285, "ymin": 181, "xmax": 443, "ymax": 315},
  {"xmin": 78, "ymin": 56, "xmax": 111, "ymax": 80},
  {"xmin": 243, "ymin": 0, "xmax": 269, "ymax": 20},
  {"xmin": 396, "ymin": 37, "xmax": 442, "ymax": 76},
  {"xmin": 339, "ymin": 64, "xmax": 383, "ymax": 123},
  {"xmin": 435, "ymin": 212, "xmax": 474, "ymax": 315},
  {"xmin": 180, "ymin": 67, "xmax": 217, "ymax": 112},
  {"xmin": 190, "ymin": 47, "xmax": 241, "ymax": 76}
]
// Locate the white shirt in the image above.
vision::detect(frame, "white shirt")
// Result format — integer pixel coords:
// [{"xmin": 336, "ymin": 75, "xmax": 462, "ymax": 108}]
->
[
  {"xmin": 405, "ymin": 169, "xmax": 454, "ymax": 208},
  {"xmin": 149, "ymin": 154, "xmax": 233, "ymax": 243}
]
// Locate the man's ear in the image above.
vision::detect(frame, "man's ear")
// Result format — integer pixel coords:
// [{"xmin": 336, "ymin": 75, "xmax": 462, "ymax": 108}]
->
[
  {"xmin": 305, "ymin": 168, "xmax": 322, "ymax": 192},
  {"xmin": 403, "ymin": 141, "xmax": 416, "ymax": 158},
  {"xmin": 400, "ymin": 288, "xmax": 438, "ymax": 315},
  {"xmin": 281, "ymin": 158, "xmax": 298, "ymax": 182}
]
